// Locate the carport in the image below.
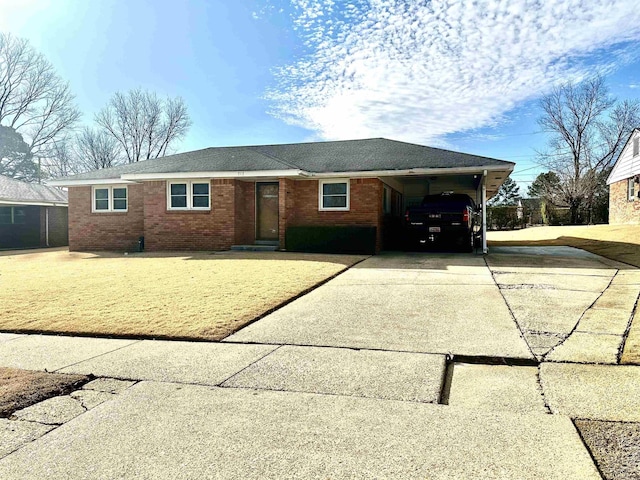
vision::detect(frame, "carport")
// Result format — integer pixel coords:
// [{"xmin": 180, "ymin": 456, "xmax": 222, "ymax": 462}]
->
[{"xmin": 376, "ymin": 166, "xmax": 513, "ymax": 253}]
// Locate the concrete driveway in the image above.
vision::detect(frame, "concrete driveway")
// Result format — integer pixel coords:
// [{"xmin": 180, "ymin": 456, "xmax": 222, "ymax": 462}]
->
[{"xmin": 0, "ymin": 247, "xmax": 639, "ymax": 479}]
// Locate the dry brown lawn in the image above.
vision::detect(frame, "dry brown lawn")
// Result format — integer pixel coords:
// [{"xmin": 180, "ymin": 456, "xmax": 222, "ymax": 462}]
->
[
  {"xmin": 487, "ymin": 224, "xmax": 640, "ymax": 267},
  {"xmin": 0, "ymin": 249, "xmax": 364, "ymax": 340},
  {"xmin": 0, "ymin": 368, "xmax": 89, "ymax": 417},
  {"xmin": 488, "ymin": 224, "xmax": 640, "ymax": 364}
]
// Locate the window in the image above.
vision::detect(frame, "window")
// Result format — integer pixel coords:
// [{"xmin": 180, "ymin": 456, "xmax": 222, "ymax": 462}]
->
[
  {"xmin": 0, "ymin": 207, "xmax": 26, "ymax": 224},
  {"xmin": 167, "ymin": 181, "xmax": 210, "ymax": 210},
  {"xmin": 319, "ymin": 179, "xmax": 349, "ymax": 211},
  {"xmin": 629, "ymin": 178, "xmax": 636, "ymax": 202},
  {"xmin": 634, "ymin": 137, "xmax": 639, "ymax": 157},
  {"xmin": 92, "ymin": 186, "xmax": 128, "ymax": 212}
]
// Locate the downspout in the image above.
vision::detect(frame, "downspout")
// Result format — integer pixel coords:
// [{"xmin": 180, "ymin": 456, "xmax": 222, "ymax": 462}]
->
[
  {"xmin": 45, "ymin": 207, "xmax": 50, "ymax": 247},
  {"xmin": 482, "ymin": 170, "xmax": 487, "ymax": 254}
]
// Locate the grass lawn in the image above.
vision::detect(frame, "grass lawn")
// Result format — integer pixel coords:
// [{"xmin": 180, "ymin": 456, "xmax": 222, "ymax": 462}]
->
[
  {"xmin": 0, "ymin": 368, "xmax": 89, "ymax": 417},
  {"xmin": 487, "ymin": 224, "xmax": 640, "ymax": 267},
  {"xmin": 0, "ymin": 249, "xmax": 364, "ymax": 341},
  {"xmin": 488, "ymin": 224, "xmax": 640, "ymax": 365}
]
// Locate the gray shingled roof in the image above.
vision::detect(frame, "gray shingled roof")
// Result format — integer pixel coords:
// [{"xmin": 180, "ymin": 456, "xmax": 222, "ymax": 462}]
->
[
  {"xmin": 0, "ymin": 175, "xmax": 68, "ymax": 204},
  {"xmin": 53, "ymin": 138, "xmax": 514, "ymax": 182}
]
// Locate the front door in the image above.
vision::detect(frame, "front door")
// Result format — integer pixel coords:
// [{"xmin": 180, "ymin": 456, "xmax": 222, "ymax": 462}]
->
[{"xmin": 256, "ymin": 182, "xmax": 279, "ymax": 241}]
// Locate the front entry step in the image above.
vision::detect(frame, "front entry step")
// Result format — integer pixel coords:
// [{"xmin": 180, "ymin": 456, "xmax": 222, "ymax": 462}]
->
[{"xmin": 230, "ymin": 245, "xmax": 278, "ymax": 252}]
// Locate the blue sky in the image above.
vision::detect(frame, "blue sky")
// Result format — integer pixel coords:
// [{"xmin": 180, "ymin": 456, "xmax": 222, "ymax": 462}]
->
[{"xmin": 2, "ymin": 0, "xmax": 640, "ymax": 192}]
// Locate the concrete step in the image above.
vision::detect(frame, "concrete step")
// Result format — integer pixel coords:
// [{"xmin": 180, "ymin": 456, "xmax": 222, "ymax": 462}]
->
[{"xmin": 230, "ymin": 245, "xmax": 278, "ymax": 252}]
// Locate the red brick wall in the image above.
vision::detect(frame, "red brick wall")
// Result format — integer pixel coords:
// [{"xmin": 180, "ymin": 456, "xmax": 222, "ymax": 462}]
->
[
  {"xmin": 143, "ymin": 180, "xmax": 236, "ymax": 251},
  {"xmin": 286, "ymin": 178, "xmax": 383, "ymax": 250},
  {"xmin": 68, "ymin": 185, "xmax": 144, "ymax": 251},
  {"xmin": 234, "ymin": 180, "xmax": 255, "ymax": 245},
  {"xmin": 610, "ymin": 179, "xmax": 640, "ymax": 224}
]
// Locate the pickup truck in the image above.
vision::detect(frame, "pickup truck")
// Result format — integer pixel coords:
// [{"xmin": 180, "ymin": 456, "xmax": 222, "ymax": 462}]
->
[{"xmin": 403, "ymin": 193, "xmax": 481, "ymax": 252}]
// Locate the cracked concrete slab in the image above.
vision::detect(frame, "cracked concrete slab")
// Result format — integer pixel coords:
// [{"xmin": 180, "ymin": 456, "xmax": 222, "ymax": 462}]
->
[
  {"xmin": 70, "ymin": 390, "xmax": 115, "ymax": 410},
  {"xmin": 59, "ymin": 340, "xmax": 278, "ymax": 385},
  {"xmin": 540, "ymin": 363, "xmax": 640, "ymax": 421},
  {"xmin": 575, "ymin": 420, "xmax": 640, "ymax": 480},
  {"xmin": 82, "ymin": 378, "xmax": 136, "ymax": 394},
  {"xmin": 0, "ymin": 418, "xmax": 54, "ymax": 458},
  {"xmin": 0, "ymin": 382, "xmax": 601, "ymax": 479},
  {"xmin": 524, "ymin": 332, "xmax": 566, "ymax": 350},
  {"xmin": 11, "ymin": 395, "xmax": 85, "ymax": 425},
  {"xmin": 0, "ymin": 335, "xmax": 138, "ymax": 372},
  {"xmin": 446, "ymin": 363, "xmax": 548, "ymax": 415},
  {"xmin": 593, "ymin": 286, "xmax": 639, "ymax": 311},
  {"xmin": 227, "ymin": 283, "xmax": 532, "ymax": 358},
  {"xmin": 610, "ymin": 270, "xmax": 640, "ymax": 286},
  {"xmin": 501, "ymin": 289, "xmax": 600, "ymax": 335},
  {"xmin": 0, "ymin": 334, "xmax": 22, "ymax": 343},
  {"xmin": 222, "ymin": 345, "xmax": 445, "ymax": 403},
  {"xmin": 621, "ymin": 309, "xmax": 640, "ymax": 364},
  {"xmin": 575, "ymin": 308, "xmax": 632, "ymax": 335},
  {"xmin": 486, "ymin": 250, "xmax": 618, "ymax": 277},
  {"xmin": 546, "ymin": 332, "xmax": 621, "ymax": 364},
  {"xmin": 494, "ymin": 272, "xmax": 612, "ymax": 292}
]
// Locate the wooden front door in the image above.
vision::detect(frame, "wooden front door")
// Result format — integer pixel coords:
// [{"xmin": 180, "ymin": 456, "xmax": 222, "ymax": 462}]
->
[{"xmin": 256, "ymin": 182, "xmax": 279, "ymax": 241}]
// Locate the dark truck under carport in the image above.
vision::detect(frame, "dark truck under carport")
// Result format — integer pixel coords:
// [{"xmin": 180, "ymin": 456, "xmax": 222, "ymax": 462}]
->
[{"xmin": 403, "ymin": 193, "xmax": 481, "ymax": 252}]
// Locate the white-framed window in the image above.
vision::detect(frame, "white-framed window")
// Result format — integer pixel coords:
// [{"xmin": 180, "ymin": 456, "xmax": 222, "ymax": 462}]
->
[
  {"xmin": 167, "ymin": 181, "xmax": 210, "ymax": 210},
  {"xmin": 629, "ymin": 177, "xmax": 636, "ymax": 202},
  {"xmin": 92, "ymin": 186, "xmax": 128, "ymax": 212},
  {"xmin": 319, "ymin": 179, "xmax": 349, "ymax": 211},
  {"xmin": 633, "ymin": 137, "xmax": 639, "ymax": 157}
]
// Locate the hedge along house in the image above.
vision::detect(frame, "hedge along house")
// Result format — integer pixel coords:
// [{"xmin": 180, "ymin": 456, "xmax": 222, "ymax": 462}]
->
[
  {"xmin": 608, "ymin": 129, "xmax": 640, "ymax": 223},
  {"xmin": 0, "ymin": 175, "xmax": 69, "ymax": 249},
  {"xmin": 49, "ymin": 138, "xmax": 514, "ymax": 254}
]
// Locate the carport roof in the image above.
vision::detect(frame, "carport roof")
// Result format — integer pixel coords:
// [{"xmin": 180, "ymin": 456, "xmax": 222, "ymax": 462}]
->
[
  {"xmin": 48, "ymin": 138, "xmax": 514, "ymax": 185},
  {"xmin": 0, "ymin": 174, "xmax": 68, "ymax": 206}
]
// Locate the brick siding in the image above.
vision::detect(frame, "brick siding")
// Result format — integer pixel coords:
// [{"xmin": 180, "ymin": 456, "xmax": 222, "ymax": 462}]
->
[
  {"xmin": 68, "ymin": 177, "xmax": 387, "ymax": 252},
  {"xmin": 609, "ymin": 178, "xmax": 640, "ymax": 224},
  {"xmin": 68, "ymin": 185, "xmax": 144, "ymax": 251}
]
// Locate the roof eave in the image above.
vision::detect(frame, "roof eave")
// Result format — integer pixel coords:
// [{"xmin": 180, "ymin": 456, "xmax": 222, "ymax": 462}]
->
[
  {"xmin": 0, "ymin": 199, "xmax": 68, "ymax": 207},
  {"xmin": 307, "ymin": 164, "xmax": 514, "ymax": 178},
  {"xmin": 47, "ymin": 178, "xmax": 139, "ymax": 187}
]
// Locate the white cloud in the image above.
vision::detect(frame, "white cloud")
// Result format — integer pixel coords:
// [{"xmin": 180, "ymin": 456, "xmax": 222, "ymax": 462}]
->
[{"xmin": 266, "ymin": 0, "xmax": 640, "ymax": 144}]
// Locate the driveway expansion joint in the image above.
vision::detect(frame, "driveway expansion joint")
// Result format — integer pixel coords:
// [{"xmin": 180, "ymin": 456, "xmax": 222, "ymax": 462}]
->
[
  {"xmin": 616, "ymin": 289, "xmax": 640, "ymax": 364},
  {"xmin": 571, "ymin": 419, "xmax": 607, "ymax": 480}
]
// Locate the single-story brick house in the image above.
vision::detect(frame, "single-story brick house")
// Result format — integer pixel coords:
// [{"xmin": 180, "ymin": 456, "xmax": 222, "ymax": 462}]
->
[
  {"xmin": 608, "ymin": 129, "xmax": 640, "ymax": 223},
  {"xmin": 49, "ymin": 138, "xmax": 514, "ymax": 253},
  {"xmin": 0, "ymin": 175, "xmax": 68, "ymax": 249}
]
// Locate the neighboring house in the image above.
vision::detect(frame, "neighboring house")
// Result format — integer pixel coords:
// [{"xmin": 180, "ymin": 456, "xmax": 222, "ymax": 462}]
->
[
  {"xmin": 608, "ymin": 129, "xmax": 640, "ymax": 224},
  {"xmin": 49, "ymin": 138, "xmax": 514, "ymax": 254},
  {"xmin": 0, "ymin": 175, "xmax": 68, "ymax": 249}
]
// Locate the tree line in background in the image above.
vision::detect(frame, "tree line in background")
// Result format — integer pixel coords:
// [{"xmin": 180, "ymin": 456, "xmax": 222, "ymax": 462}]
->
[
  {"xmin": 0, "ymin": 32, "xmax": 191, "ymax": 182},
  {"xmin": 488, "ymin": 76, "xmax": 639, "ymax": 228}
]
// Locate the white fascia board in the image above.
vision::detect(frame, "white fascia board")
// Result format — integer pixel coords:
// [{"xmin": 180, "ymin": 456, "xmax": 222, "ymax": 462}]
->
[
  {"xmin": 47, "ymin": 178, "xmax": 136, "ymax": 187},
  {"xmin": 0, "ymin": 199, "xmax": 68, "ymax": 207},
  {"xmin": 121, "ymin": 169, "xmax": 305, "ymax": 180},
  {"xmin": 307, "ymin": 165, "xmax": 514, "ymax": 178}
]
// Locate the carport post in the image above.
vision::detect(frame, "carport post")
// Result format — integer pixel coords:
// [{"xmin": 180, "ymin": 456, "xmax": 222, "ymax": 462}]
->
[{"xmin": 482, "ymin": 170, "xmax": 487, "ymax": 254}]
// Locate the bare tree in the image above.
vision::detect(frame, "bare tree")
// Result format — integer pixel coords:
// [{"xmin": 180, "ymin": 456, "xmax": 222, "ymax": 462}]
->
[
  {"xmin": 75, "ymin": 127, "xmax": 124, "ymax": 170},
  {"xmin": 0, "ymin": 33, "xmax": 81, "ymax": 166},
  {"xmin": 95, "ymin": 88, "xmax": 191, "ymax": 163},
  {"xmin": 538, "ymin": 76, "xmax": 640, "ymax": 223}
]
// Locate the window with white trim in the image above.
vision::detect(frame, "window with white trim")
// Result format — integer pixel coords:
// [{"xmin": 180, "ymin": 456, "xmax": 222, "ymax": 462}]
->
[
  {"xmin": 167, "ymin": 181, "xmax": 210, "ymax": 210},
  {"xmin": 92, "ymin": 186, "xmax": 128, "ymax": 212},
  {"xmin": 319, "ymin": 179, "xmax": 349, "ymax": 211},
  {"xmin": 633, "ymin": 137, "xmax": 639, "ymax": 157},
  {"xmin": 629, "ymin": 178, "xmax": 636, "ymax": 202}
]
